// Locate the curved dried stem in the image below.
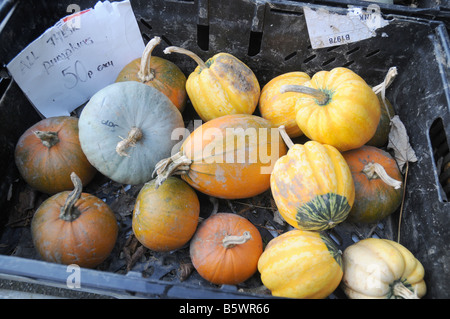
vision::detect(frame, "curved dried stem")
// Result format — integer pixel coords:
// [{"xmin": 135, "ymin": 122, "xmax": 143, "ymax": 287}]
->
[
  {"xmin": 277, "ymin": 125, "xmax": 294, "ymax": 149},
  {"xmin": 362, "ymin": 162, "xmax": 402, "ymax": 189},
  {"xmin": 116, "ymin": 127, "xmax": 143, "ymax": 157},
  {"xmin": 59, "ymin": 172, "xmax": 82, "ymax": 222},
  {"xmin": 163, "ymin": 46, "xmax": 208, "ymax": 69},
  {"xmin": 372, "ymin": 66, "xmax": 398, "ymax": 120},
  {"xmin": 393, "ymin": 281, "xmax": 419, "ymax": 299},
  {"xmin": 137, "ymin": 36, "xmax": 161, "ymax": 82},
  {"xmin": 152, "ymin": 152, "xmax": 192, "ymax": 188},
  {"xmin": 280, "ymin": 84, "xmax": 329, "ymax": 105},
  {"xmin": 222, "ymin": 231, "xmax": 252, "ymax": 249}
]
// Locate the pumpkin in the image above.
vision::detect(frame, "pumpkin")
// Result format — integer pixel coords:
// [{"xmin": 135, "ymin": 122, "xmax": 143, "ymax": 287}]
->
[
  {"xmin": 78, "ymin": 81, "xmax": 184, "ymax": 185},
  {"xmin": 31, "ymin": 172, "xmax": 118, "ymax": 268},
  {"xmin": 258, "ymin": 229, "xmax": 343, "ymax": 299},
  {"xmin": 190, "ymin": 212, "xmax": 263, "ymax": 285},
  {"xmin": 366, "ymin": 95, "xmax": 395, "ymax": 147},
  {"xmin": 270, "ymin": 126, "xmax": 355, "ymax": 231},
  {"xmin": 281, "ymin": 67, "xmax": 381, "ymax": 152},
  {"xmin": 259, "ymin": 72, "xmax": 310, "ymax": 138},
  {"xmin": 341, "ymin": 238, "xmax": 426, "ymax": 299},
  {"xmin": 115, "ymin": 36, "xmax": 187, "ymax": 112},
  {"xmin": 342, "ymin": 145, "xmax": 403, "ymax": 223},
  {"xmin": 153, "ymin": 114, "xmax": 287, "ymax": 199},
  {"xmin": 164, "ymin": 46, "xmax": 260, "ymax": 121},
  {"xmin": 132, "ymin": 177, "xmax": 200, "ymax": 252},
  {"xmin": 15, "ymin": 116, "xmax": 96, "ymax": 194}
]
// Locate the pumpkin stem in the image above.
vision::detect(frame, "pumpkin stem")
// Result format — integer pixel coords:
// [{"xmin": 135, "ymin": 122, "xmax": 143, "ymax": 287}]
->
[
  {"xmin": 222, "ymin": 231, "xmax": 252, "ymax": 249},
  {"xmin": 152, "ymin": 151, "xmax": 192, "ymax": 187},
  {"xmin": 372, "ymin": 67, "xmax": 398, "ymax": 95},
  {"xmin": 392, "ymin": 281, "xmax": 419, "ymax": 299},
  {"xmin": 280, "ymin": 84, "xmax": 329, "ymax": 105},
  {"xmin": 372, "ymin": 67, "xmax": 398, "ymax": 120},
  {"xmin": 116, "ymin": 127, "xmax": 143, "ymax": 157},
  {"xmin": 137, "ymin": 36, "xmax": 161, "ymax": 82},
  {"xmin": 59, "ymin": 172, "xmax": 82, "ymax": 222},
  {"xmin": 362, "ymin": 162, "xmax": 402, "ymax": 189},
  {"xmin": 34, "ymin": 131, "xmax": 59, "ymax": 148},
  {"xmin": 278, "ymin": 125, "xmax": 294, "ymax": 149},
  {"xmin": 163, "ymin": 46, "xmax": 208, "ymax": 70}
]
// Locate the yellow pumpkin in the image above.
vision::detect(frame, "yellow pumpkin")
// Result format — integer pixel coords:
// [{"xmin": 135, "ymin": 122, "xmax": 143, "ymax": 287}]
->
[
  {"xmin": 164, "ymin": 46, "xmax": 260, "ymax": 121},
  {"xmin": 282, "ymin": 67, "xmax": 380, "ymax": 151},
  {"xmin": 341, "ymin": 238, "xmax": 426, "ymax": 299},
  {"xmin": 270, "ymin": 127, "xmax": 355, "ymax": 231},
  {"xmin": 259, "ymin": 72, "xmax": 310, "ymax": 138},
  {"xmin": 258, "ymin": 229, "xmax": 343, "ymax": 299}
]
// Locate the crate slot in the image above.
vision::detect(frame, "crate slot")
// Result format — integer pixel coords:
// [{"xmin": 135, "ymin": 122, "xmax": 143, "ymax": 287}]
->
[
  {"xmin": 284, "ymin": 51, "xmax": 297, "ymax": 61},
  {"xmin": 342, "ymin": 60, "xmax": 354, "ymax": 67},
  {"xmin": 365, "ymin": 49, "xmax": 381, "ymax": 58},
  {"xmin": 140, "ymin": 18, "xmax": 152, "ymax": 32},
  {"xmin": 269, "ymin": 8, "xmax": 304, "ymax": 17},
  {"xmin": 326, "ymin": 228, "xmax": 343, "ymax": 246},
  {"xmin": 303, "ymin": 54, "xmax": 316, "ymax": 64},
  {"xmin": 322, "ymin": 57, "xmax": 336, "ymax": 66},
  {"xmin": 351, "ymin": 233, "xmax": 361, "ymax": 243},
  {"xmin": 345, "ymin": 46, "xmax": 360, "ymax": 55},
  {"xmin": 248, "ymin": 31, "xmax": 263, "ymax": 56},
  {"xmin": 197, "ymin": 24, "xmax": 209, "ymax": 51}
]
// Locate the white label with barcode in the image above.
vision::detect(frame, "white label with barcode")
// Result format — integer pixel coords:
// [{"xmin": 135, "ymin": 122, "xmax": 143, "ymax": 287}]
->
[
  {"xmin": 303, "ymin": 5, "xmax": 389, "ymax": 50},
  {"xmin": 7, "ymin": 0, "xmax": 145, "ymax": 118}
]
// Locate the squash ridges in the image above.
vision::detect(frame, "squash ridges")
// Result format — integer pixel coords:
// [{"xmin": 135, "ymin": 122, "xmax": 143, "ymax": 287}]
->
[{"xmin": 295, "ymin": 192, "xmax": 351, "ymax": 231}]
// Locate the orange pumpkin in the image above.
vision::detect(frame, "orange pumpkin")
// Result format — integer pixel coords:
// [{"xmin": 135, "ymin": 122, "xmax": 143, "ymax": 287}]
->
[
  {"xmin": 153, "ymin": 114, "xmax": 287, "ymax": 199},
  {"xmin": 342, "ymin": 145, "xmax": 403, "ymax": 223},
  {"xmin": 259, "ymin": 72, "xmax": 310, "ymax": 138},
  {"xmin": 116, "ymin": 36, "xmax": 187, "ymax": 112},
  {"xmin": 132, "ymin": 177, "xmax": 200, "ymax": 252},
  {"xmin": 15, "ymin": 116, "xmax": 97, "ymax": 194},
  {"xmin": 190, "ymin": 213, "xmax": 263, "ymax": 285},
  {"xmin": 31, "ymin": 173, "xmax": 118, "ymax": 268}
]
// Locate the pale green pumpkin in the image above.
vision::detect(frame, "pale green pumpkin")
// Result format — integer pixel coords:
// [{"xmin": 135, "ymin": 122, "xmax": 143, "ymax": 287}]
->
[{"xmin": 78, "ymin": 81, "xmax": 184, "ymax": 185}]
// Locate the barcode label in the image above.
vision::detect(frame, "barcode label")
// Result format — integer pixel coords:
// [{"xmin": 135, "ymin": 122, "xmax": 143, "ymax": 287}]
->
[{"xmin": 303, "ymin": 5, "xmax": 389, "ymax": 50}]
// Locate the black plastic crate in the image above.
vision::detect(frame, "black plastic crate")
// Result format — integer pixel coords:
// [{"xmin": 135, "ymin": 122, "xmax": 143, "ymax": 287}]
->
[{"xmin": 0, "ymin": 0, "xmax": 449, "ymax": 299}]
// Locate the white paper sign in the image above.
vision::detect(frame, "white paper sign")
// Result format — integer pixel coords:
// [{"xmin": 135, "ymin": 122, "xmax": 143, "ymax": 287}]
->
[
  {"xmin": 304, "ymin": 5, "xmax": 389, "ymax": 49},
  {"xmin": 7, "ymin": 0, "xmax": 145, "ymax": 118}
]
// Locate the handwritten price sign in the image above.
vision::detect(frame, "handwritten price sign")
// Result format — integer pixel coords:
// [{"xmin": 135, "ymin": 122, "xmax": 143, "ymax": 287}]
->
[{"xmin": 7, "ymin": 0, "xmax": 144, "ymax": 118}]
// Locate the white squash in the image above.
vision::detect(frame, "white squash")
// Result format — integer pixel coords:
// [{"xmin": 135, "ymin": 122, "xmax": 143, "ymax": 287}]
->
[{"xmin": 341, "ymin": 238, "xmax": 426, "ymax": 299}]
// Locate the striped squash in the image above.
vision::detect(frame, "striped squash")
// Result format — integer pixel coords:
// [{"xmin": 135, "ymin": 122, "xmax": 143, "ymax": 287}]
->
[
  {"xmin": 164, "ymin": 46, "xmax": 260, "ymax": 121},
  {"xmin": 283, "ymin": 67, "xmax": 380, "ymax": 152},
  {"xmin": 258, "ymin": 229, "xmax": 343, "ymax": 299},
  {"xmin": 270, "ymin": 130, "xmax": 355, "ymax": 231}
]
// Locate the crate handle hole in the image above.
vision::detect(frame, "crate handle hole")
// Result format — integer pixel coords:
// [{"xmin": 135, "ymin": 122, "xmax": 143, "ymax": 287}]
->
[{"xmin": 429, "ymin": 117, "xmax": 450, "ymax": 202}]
